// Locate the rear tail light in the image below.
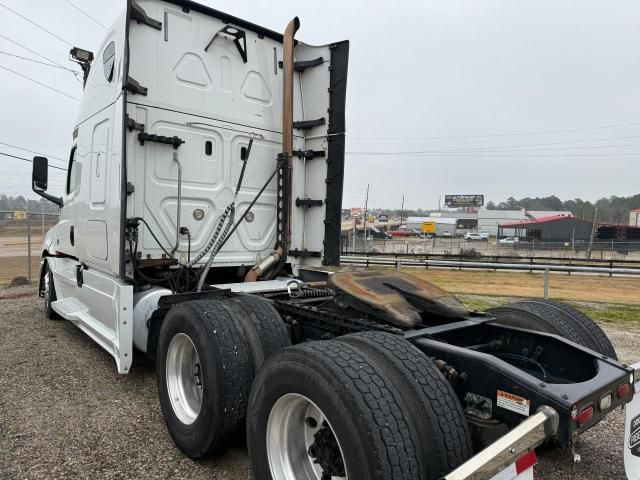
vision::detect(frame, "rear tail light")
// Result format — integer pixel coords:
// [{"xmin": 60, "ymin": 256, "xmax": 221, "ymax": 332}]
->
[
  {"xmin": 577, "ymin": 405, "xmax": 594, "ymax": 427},
  {"xmin": 617, "ymin": 382, "xmax": 631, "ymax": 399}
]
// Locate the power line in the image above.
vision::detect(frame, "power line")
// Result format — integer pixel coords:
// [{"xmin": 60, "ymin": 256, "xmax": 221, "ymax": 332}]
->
[
  {"xmin": 0, "ymin": 141, "xmax": 67, "ymax": 163},
  {"xmin": 62, "ymin": 0, "xmax": 107, "ymax": 29},
  {"xmin": 0, "ymin": 1, "xmax": 74, "ymax": 47},
  {"xmin": 348, "ymin": 134, "xmax": 640, "ymax": 154},
  {"xmin": 0, "ymin": 33, "xmax": 68, "ymax": 69},
  {"xmin": 0, "ymin": 152, "xmax": 67, "ymax": 171},
  {"xmin": 409, "ymin": 135, "xmax": 640, "ymax": 152},
  {"xmin": 350, "ymin": 121, "xmax": 640, "ymax": 141},
  {"xmin": 0, "ymin": 50, "xmax": 80, "ymax": 74},
  {"xmin": 0, "ymin": 64, "xmax": 80, "ymax": 101},
  {"xmin": 346, "ymin": 152, "xmax": 640, "ymax": 158},
  {"xmin": 347, "ymin": 144, "xmax": 640, "ymax": 156}
]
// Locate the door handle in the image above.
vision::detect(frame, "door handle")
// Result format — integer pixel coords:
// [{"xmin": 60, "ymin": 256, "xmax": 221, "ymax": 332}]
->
[
  {"xmin": 70, "ymin": 225, "xmax": 75, "ymax": 246},
  {"xmin": 96, "ymin": 153, "xmax": 102, "ymax": 177}
]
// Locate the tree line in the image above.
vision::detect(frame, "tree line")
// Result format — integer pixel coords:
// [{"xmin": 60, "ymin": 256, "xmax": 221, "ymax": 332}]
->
[
  {"xmin": 485, "ymin": 194, "xmax": 640, "ymax": 224},
  {"xmin": 0, "ymin": 195, "xmax": 61, "ymax": 214},
  {"xmin": 367, "ymin": 193, "xmax": 639, "ymax": 225},
  {"xmin": 5, "ymin": 192, "xmax": 639, "ymax": 225}
]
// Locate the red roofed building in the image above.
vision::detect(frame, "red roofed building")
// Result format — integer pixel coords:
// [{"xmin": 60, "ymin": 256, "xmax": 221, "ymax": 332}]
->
[{"xmin": 498, "ymin": 214, "xmax": 594, "ymax": 242}]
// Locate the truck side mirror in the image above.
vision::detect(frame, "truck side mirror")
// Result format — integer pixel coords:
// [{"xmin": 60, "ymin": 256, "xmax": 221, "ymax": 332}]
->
[
  {"xmin": 32, "ymin": 156, "xmax": 63, "ymax": 208},
  {"xmin": 32, "ymin": 156, "xmax": 48, "ymax": 191}
]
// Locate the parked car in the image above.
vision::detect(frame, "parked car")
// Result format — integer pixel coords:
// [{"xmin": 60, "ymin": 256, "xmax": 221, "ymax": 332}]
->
[
  {"xmin": 464, "ymin": 232, "xmax": 487, "ymax": 241},
  {"xmin": 499, "ymin": 236, "xmax": 519, "ymax": 244},
  {"xmin": 378, "ymin": 214, "xmax": 388, "ymax": 222},
  {"xmin": 388, "ymin": 230, "xmax": 412, "ymax": 237},
  {"xmin": 440, "ymin": 229, "xmax": 453, "ymax": 237},
  {"xmin": 363, "ymin": 226, "xmax": 393, "ymax": 240}
]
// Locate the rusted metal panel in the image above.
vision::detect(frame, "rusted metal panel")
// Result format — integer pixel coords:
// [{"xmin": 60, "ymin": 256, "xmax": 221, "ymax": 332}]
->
[{"xmin": 327, "ymin": 270, "xmax": 468, "ymax": 327}]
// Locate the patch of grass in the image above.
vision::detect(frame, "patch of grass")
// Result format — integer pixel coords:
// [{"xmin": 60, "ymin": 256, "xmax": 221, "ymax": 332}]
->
[
  {"xmin": 455, "ymin": 293, "xmax": 640, "ymax": 328},
  {"xmin": 354, "ymin": 267, "xmax": 640, "ymax": 306},
  {"xmin": 455, "ymin": 294, "xmax": 512, "ymax": 312},
  {"xmin": 569, "ymin": 302, "xmax": 640, "ymax": 328},
  {"xmin": 0, "ymin": 256, "xmax": 39, "ymax": 285}
]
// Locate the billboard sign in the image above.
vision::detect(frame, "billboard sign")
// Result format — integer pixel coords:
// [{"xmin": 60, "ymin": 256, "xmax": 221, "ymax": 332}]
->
[
  {"xmin": 444, "ymin": 194, "xmax": 484, "ymax": 208},
  {"xmin": 351, "ymin": 207, "xmax": 363, "ymax": 217}
]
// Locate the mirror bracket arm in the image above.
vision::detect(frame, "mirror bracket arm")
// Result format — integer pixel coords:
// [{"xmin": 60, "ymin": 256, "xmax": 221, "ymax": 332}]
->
[{"xmin": 32, "ymin": 186, "xmax": 63, "ymax": 208}]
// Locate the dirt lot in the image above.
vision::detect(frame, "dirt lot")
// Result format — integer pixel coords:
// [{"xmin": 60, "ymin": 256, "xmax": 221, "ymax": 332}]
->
[{"xmin": 0, "ymin": 285, "xmax": 638, "ymax": 480}]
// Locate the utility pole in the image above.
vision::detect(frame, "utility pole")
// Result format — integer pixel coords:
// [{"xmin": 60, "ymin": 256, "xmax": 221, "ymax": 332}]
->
[
  {"xmin": 586, "ymin": 206, "xmax": 598, "ymax": 260},
  {"xmin": 400, "ymin": 195, "xmax": 405, "ymax": 227},
  {"xmin": 363, "ymin": 184, "xmax": 370, "ymax": 253}
]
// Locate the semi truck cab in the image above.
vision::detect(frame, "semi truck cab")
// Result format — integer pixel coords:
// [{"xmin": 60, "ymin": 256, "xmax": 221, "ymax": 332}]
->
[{"xmin": 30, "ymin": 2, "xmax": 639, "ymax": 479}]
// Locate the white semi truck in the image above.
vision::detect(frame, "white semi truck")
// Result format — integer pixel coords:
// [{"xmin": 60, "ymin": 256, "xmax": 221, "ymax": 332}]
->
[{"xmin": 31, "ymin": 1, "xmax": 640, "ymax": 479}]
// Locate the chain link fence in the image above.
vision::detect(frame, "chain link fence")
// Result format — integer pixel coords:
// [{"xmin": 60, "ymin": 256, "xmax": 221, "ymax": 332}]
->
[
  {"xmin": 341, "ymin": 234, "xmax": 640, "ymax": 261},
  {"xmin": 0, "ymin": 210, "xmax": 60, "ymax": 285}
]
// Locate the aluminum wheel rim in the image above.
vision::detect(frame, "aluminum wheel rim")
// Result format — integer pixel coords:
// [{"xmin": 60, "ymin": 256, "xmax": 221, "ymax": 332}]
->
[
  {"xmin": 266, "ymin": 393, "xmax": 348, "ymax": 480},
  {"xmin": 166, "ymin": 333, "xmax": 203, "ymax": 425}
]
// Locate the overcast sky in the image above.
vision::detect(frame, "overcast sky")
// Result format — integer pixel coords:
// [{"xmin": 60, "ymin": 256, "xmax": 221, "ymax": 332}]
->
[{"xmin": 1, "ymin": 0, "xmax": 639, "ymax": 210}]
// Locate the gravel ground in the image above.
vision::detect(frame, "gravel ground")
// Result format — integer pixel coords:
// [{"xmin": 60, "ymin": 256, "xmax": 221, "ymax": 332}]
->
[{"xmin": 0, "ymin": 285, "xmax": 637, "ymax": 479}]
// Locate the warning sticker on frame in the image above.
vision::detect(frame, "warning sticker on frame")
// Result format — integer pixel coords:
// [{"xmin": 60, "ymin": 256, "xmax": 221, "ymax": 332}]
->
[{"xmin": 497, "ymin": 390, "xmax": 530, "ymax": 417}]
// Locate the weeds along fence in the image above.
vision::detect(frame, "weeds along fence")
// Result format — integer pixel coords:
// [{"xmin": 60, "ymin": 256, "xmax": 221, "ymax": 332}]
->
[{"xmin": 0, "ymin": 210, "xmax": 60, "ymax": 284}]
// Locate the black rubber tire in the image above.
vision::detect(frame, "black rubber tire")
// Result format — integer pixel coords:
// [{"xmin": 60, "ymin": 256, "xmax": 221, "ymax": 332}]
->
[
  {"xmin": 488, "ymin": 300, "xmax": 617, "ymax": 359},
  {"xmin": 521, "ymin": 300, "xmax": 617, "ymax": 359},
  {"xmin": 222, "ymin": 294, "xmax": 290, "ymax": 371},
  {"xmin": 44, "ymin": 265, "xmax": 60, "ymax": 320},
  {"xmin": 156, "ymin": 300, "xmax": 252, "ymax": 459},
  {"xmin": 338, "ymin": 332, "xmax": 472, "ymax": 478},
  {"xmin": 249, "ymin": 340, "xmax": 427, "ymax": 480}
]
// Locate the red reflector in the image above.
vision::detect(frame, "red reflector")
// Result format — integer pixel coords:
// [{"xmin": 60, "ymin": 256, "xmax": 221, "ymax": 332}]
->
[
  {"xmin": 617, "ymin": 383, "xmax": 631, "ymax": 398},
  {"xmin": 515, "ymin": 450, "xmax": 537, "ymax": 473},
  {"xmin": 577, "ymin": 405, "xmax": 594, "ymax": 427}
]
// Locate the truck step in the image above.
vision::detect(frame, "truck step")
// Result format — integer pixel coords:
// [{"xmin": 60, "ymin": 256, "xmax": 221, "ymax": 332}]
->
[{"xmin": 52, "ymin": 297, "xmax": 89, "ymax": 317}]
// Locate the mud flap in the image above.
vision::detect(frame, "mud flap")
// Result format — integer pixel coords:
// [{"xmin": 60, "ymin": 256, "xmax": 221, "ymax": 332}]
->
[
  {"xmin": 625, "ymin": 362, "xmax": 640, "ymax": 480},
  {"xmin": 490, "ymin": 451, "xmax": 536, "ymax": 480}
]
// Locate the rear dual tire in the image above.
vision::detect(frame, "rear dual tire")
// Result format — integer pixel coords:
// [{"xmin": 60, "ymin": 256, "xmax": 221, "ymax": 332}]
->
[
  {"xmin": 248, "ymin": 332, "xmax": 472, "ymax": 480},
  {"xmin": 489, "ymin": 299, "xmax": 616, "ymax": 359},
  {"xmin": 156, "ymin": 297, "xmax": 289, "ymax": 458}
]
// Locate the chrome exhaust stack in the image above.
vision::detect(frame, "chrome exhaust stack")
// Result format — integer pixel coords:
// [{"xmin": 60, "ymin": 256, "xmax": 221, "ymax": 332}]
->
[{"xmin": 245, "ymin": 17, "xmax": 299, "ymax": 283}]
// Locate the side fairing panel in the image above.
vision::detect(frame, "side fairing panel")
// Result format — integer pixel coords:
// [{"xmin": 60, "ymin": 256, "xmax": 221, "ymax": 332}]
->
[{"xmin": 290, "ymin": 41, "xmax": 348, "ymax": 268}]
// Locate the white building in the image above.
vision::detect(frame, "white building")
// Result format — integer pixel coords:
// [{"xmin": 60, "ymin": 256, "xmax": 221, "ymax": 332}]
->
[
  {"xmin": 631, "ymin": 209, "xmax": 640, "ymax": 227},
  {"xmin": 405, "ymin": 216, "xmax": 457, "ymax": 235}
]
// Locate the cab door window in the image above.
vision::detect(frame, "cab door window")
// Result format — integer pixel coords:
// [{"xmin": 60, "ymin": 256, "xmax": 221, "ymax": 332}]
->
[{"xmin": 103, "ymin": 41, "xmax": 115, "ymax": 82}]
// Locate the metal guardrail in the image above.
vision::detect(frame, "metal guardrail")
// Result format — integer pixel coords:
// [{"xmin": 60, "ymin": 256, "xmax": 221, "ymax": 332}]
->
[
  {"xmin": 341, "ymin": 255, "xmax": 640, "ymax": 276},
  {"xmin": 341, "ymin": 250, "xmax": 640, "ymax": 267}
]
